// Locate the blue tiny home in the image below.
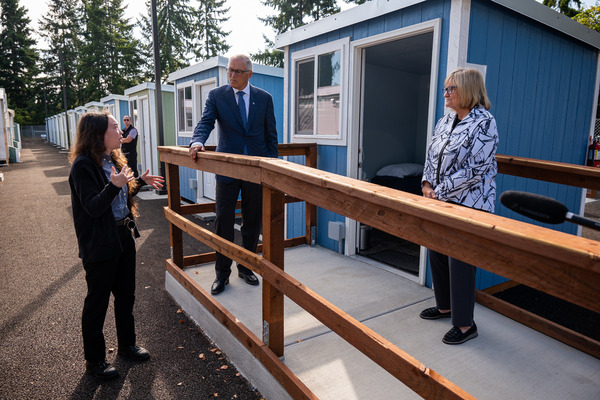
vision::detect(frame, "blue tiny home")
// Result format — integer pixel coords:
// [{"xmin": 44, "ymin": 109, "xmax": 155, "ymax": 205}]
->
[
  {"xmin": 275, "ymin": 0, "xmax": 600, "ymax": 289},
  {"xmin": 168, "ymin": 55, "xmax": 284, "ymax": 203},
  {"xmin": 100, "ymin": 94, "xmax": 130, "ymax": 129}
]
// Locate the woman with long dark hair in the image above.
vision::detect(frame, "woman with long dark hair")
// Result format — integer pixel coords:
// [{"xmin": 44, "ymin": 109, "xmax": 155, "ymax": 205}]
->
[{"xmin": 69, "ymin": 112, "xmax": 163, "ymax": 378}]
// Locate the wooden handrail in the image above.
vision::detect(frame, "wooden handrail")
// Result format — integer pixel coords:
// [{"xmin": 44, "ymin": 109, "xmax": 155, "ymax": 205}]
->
[{"xmin": 159, "ymin": 144, "xmax": 600, "ymax": 399}]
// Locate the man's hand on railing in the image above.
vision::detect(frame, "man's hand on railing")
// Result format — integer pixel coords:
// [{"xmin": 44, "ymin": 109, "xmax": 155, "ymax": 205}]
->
[{"xmin": 189, "ymin": 144, "xmax": 206, "ymax": 160}]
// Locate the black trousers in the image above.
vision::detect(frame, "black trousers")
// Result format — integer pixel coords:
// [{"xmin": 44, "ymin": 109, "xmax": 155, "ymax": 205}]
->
[
  {"xmin": 428, "ymin": 249, "xmax": 477, "ymax": 327},
  {"xmin": 126, "ymin": 154, "xmax": 138, "ymax": 178},
  {"xmin": 214, "ymin": 179, "xmax": 262, "ymax": 280},
  {"xmin": 81, "ymin": 225, "xmax": 136, "ymax": 362}
]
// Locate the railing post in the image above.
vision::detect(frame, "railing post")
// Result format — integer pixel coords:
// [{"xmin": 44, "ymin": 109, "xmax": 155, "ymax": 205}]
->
[
  {"xmin": 166, "ymin": 162, "xmax": 184, "ymax": 268},
  {"xmin": 306, "ymin": 144, "xmax": 317, "ymax": 246},
  {"xmin": 262, "ymin": 185, "xmax": 285, "ymax": 357}
]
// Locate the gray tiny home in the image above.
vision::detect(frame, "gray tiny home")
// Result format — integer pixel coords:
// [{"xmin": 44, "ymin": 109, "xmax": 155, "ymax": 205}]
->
[
  {"xmin": 168, "ymin": 55, "xmax": 284, "ymax": 203},
  {"xmin": 275, "ymin": 0, "xmax": 600, "ymax": 289}
]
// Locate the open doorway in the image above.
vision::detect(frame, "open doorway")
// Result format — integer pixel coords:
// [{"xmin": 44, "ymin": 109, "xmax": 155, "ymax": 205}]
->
[{"xmin": 356, "ymin": 31, "xmax": 435, "ymax": 278}]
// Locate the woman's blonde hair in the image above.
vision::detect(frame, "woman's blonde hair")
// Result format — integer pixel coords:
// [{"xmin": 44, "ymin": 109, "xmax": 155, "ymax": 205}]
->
[
  {"xmin": 445, "ymin": 68, "xmax": 491, "ymax": 110},
  {"xmin": 69, "ymin": 111, "xmax": 139, "ymax": 216}
]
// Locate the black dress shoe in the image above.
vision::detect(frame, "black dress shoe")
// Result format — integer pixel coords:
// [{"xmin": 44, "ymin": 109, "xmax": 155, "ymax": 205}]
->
[
  {"xmin": 211, "ymin": 278, "xmax": 229, "ymax": 295},
  {"xmin": 118, "ymin": 345, "xmax": 150, "ymax": 361},
  {"xmin": 238, "ymin": 271, "xmax": 259, "ymax": 286},
  {"xmin": 86, "ymin": 360, "xmax": 118, "ymax": 379}
]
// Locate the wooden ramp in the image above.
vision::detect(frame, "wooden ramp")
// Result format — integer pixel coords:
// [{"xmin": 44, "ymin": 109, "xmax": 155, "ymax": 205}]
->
[{"xmin": 166, "ymin": 245, "xmax": 600, "ymax": 400}]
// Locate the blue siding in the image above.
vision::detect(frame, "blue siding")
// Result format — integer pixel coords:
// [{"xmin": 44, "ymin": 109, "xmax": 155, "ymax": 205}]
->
[
  {"xmin": 249, "ymin": 73, "xmax": 284, "ymax": 144},
  {"xmin": 119, "ymin": 100, "xmax": 129, "ymax": 121},
  {"xmin": 468, "ymin": 0, "xmax": 598, "ymax": 289}
]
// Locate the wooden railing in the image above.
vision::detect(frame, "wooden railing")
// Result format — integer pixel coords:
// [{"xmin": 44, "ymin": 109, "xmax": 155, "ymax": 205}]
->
[{"xmin": 159, "ymin": 144, "xmax": 600, "ymax": 399}]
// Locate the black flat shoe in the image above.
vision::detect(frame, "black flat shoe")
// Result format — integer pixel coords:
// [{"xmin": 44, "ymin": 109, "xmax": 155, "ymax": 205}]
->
[
  {"xmin": 419, "ymin": 307, "xmax": 451, "ymax": 320},
  {"xmin": 442, "ymin": 323, "xmax": 478, "ymax": 345},
  {"xmin": 86, "ymin": 360, "xmax": 118, "ymax": 379},
  {"xmin": 118, "ymin": 345, "xmax": 150, "ymax": 361},
  {"xmin": 238, "ymin": 271, "xmax": 259, "ymax": 286},
  {"xmin": 211, "ymin": 278, "xmax": 229, "ymax": 295}
]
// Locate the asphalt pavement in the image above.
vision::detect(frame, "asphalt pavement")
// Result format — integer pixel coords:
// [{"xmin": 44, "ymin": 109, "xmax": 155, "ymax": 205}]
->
[{"xmin": 0, "ymin": 137, "xmax": 263, "ymax": 400}]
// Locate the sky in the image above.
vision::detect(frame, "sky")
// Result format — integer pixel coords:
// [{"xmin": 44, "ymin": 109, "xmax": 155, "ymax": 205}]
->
[
  {"xmin": 20, "ymin": 0, "xmax": 354, "ymax": 56},
  {"xmin": 19, "ymin": 0, "xmax": 600, "ymax": 56}
]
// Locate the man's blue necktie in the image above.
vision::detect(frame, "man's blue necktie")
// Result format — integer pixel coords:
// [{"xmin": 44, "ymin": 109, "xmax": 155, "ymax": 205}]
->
[{"xmin": 237, "ymin": 91, "xmax": 247, "ymax": 129}]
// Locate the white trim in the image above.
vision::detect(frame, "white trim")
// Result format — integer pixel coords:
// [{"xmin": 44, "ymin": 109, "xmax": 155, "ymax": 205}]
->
[
  {"xmin": 275, "ymin": 0, "xmax": 427, "ymax": 48},
  {"xmin": 192, "ymin": 77, "xmax": 218, "ymax": 127},
  {"xmin": 345, "ymin": 19, "xmax": 442, "ymax": 286},
  {"xmin": 175, "ymin": 81, "xmax": 195, "ymax": 136},
  {"xmin": 491, "ymin": 0, "xmax": 600, "ymax": 50},
  {"xmin": 168, "ymin": 55, "xmax": 283, "ymax": 82},
  {"xmin": 124, "ymin": 82, "xmax": 174, "ymax": 95},
  {"xmin": 84, "ymin": 101, "xmax": 103, "ymax": 109},
  {"xmin": 282, "ymin": 46, "xmax": 289, "ymax": 145},
  {"xmin": 100, "ymin": 94, "xmax": 128, "ymax": 102},
  {"xmin": 290, "ymin": 37, "xmax": 350, "ymax": 146},
  {"xmin": 447, "ymin": 0, "xmax": 471, "ymax": 74}
]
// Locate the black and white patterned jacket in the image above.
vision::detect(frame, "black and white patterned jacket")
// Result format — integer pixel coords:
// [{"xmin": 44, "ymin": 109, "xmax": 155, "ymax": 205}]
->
[{"xmin": 422, "ymin": 105, "xmax": 498, "ymax": 212}]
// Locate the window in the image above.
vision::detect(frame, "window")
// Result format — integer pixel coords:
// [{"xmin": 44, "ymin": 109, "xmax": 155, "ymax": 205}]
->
[
  {"xmin": 291, "ymin": 38, "xmax": 348, "ymax": 145},
  {"xmin": 178, "ymin": 85, "xmax": 193, "ymax": 133},
  {"xmin": 130, "ymin": 99, "xmax": 138, "ymax": 128}
]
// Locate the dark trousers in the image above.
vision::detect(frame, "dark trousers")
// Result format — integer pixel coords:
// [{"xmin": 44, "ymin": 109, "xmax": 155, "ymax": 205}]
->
[
  {"xmin": 126, "ymin": 154, "xmax": 138, "ymax": 178},
  {"xmin": 429, "ymin": 249, "xmax": 477, "ymax": 327},
  {"xmin": 214, "ymin": 179, "xmax": 262, "ymax": 280},
  {"xmin": 81, "ymin": 225, "xmax": 136, "ymax": 362}
]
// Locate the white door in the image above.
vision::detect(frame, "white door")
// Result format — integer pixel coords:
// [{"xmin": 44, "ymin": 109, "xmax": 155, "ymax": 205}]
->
[
  {"xmin": 195, "ymin": 81, "xmax": 218, "ymax": 201},
  {"xmin": 138, "ymin": 97, "xmax": 154, "ymax": 174}
]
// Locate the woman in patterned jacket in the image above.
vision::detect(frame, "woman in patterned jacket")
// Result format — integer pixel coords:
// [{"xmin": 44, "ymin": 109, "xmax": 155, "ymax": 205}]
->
[{"xmin": 419, "ymin": 68, "xmax": 498, "ymax": 345}]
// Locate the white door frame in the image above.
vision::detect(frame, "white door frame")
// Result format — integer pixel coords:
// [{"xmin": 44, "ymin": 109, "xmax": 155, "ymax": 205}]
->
[
  {"xmin": 346, "ymin": 19, "xmax": 442, "ymax": 285},
  {"xmin": 193, "ymin": 78, "xmax": 218, "ymax": 202}
]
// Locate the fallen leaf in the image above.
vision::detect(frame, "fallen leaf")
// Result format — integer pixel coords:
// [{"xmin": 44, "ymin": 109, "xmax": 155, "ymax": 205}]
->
[
  {"xmin": 195, "ymin": 271, "xmax": 199, "ymax": 274},
  {"xmin": 176, "ymin": 309, "xmax": 183, "ymax": 314},
  {"xmin": 177, "ymin": 346, "xmax": 184, "ymax": 350},
  {"xmin": 177, "ymin": 382, "xmax": 183, "ymax": 386},
  {"xmin": 235, "ymin": 373, "xmax": 240, "ymax": 377},
  {"xmin": 297, "ymin": 339, "xmax": 302, "ymax": 343},
  {"xmin": 215, "ymin": 350, "xmax": 222, "ymax": 355},
  {"xmin": 220, "ymin": 365, "xmax": 228, "ymax": 370},
  {"xmin": 199, "ymin": 353, "xmax": 205, "ymax": 360},
  {"xmin": 144, "ymin": 286, "xmax": 150, "ymax": 289},
  {"xmin": 213, "ymin": 393, "xmax": 218, "ymax": 397},
  {"xmin": 179, "ymin": 319, "xmax": 184, "ymax": 323},
  {"xmin": 210, "ymin": 348, "xmax": 218, "ymax": 352}
]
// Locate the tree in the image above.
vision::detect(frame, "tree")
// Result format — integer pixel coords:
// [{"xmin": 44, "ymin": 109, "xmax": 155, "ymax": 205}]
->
[
  {"xmin": 38, "ymin": 0, "xmax": 84, "ymax": 116},
  {"xmin": 254, "ymin": 0, "xmax": 340, "ymax": 67},
  {"xmin": 79, "ymin": 0, "xmax": 140, "ymax": 101},
  {"xmin": 542, "ymin": 0, "xmax": 582, "ymax": 17},
  {"xmin": 192, "ymin": 0, "xmax": 230, "ymax": 61},
  {"xmin": 0, "ymin": 0, "xmax": 39, "ymax": 124},
  {"xmin": 138, "ymin": 0, "xmax": 195, "ymax": 82},
  {"xmin": 574, "ymin": 5, "xmax": 600, "ymax": 31}
]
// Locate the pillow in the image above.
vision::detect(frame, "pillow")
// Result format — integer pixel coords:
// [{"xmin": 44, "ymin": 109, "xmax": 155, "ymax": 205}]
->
[{"xmin": 376, "ymin": 163, "xmax": 424, "ymax": 178}]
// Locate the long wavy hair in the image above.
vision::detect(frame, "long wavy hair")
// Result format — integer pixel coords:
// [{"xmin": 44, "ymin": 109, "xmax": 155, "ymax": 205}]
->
[{"xmin": 69, "ymin": 111, "xmax": 139, "ymax": 216}]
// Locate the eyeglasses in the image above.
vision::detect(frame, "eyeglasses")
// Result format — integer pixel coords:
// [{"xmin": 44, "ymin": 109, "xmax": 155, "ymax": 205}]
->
[
  {"xmin": 227, "ymin": 68, "xmax": 250, "ymax": 76},
  {"xmin": 443, "ymin": 86, "xmax": 457, "ymax": 95},
  {"xmin": 123, "ymin": 119, "xmax": 130, "ymax": 121}
]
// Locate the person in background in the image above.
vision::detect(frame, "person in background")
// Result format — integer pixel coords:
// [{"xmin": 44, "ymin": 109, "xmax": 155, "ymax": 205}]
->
[
  {"xmin": 121, "ymin": 115, "xmax": 139, "ymax": 177},
  {"xmin": 189, "ymin": 54, "xmax": 278, "ymax": 295},
  {"xmin": 69, "ymin": 112, "xmax": 164, "ymax": 379},
  {"xmin": 420, "ymin": 68, "xmax": 498, "ymax": 345}
]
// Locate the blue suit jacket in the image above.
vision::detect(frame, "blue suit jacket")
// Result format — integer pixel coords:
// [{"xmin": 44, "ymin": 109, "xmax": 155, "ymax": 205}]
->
[{"xmin": 190, "ymin": 84, "xmax": 279, "ymax": 182}]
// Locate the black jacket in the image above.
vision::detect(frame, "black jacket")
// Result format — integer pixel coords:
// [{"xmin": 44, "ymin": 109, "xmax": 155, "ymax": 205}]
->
[{"xmin": 69, "ymin": 154, "xmax": 141, "ymax": 263}]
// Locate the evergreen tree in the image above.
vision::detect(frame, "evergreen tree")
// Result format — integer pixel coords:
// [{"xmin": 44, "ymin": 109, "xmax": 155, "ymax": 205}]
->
[
  {"xmin": 192, "ymin": 0, "xmax": 230, "ymax": 61},
  {"xmin": 38, "ymin": 0, "xmax": 84, "ymax": 116},
  {"xmin": 0, "ymin": 0, "xmax": 39, "ymax": 124},
  {"xmin": 138, "ymin": 0, "xmax": 194, "ymax": 83},
  {"xmin": 542, "ymin": 0, "xmax": 582, "ymax": 18},
  {"xmin": 79, "ymin": 0, "xmax": 140, "ymax": 101},
  {"xmin": 251, "ymin": 35, "xmax": 283, "ymax": 68},
  {"xmin": 260, "ymin": 0, "xmax": 340, "ymax": 34}
]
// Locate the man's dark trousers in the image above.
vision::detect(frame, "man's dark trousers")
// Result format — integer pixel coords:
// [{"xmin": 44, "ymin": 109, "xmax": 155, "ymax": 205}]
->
[{"xmin": 214, "ymin": 179, "xmax": 262, "ymax": 280}]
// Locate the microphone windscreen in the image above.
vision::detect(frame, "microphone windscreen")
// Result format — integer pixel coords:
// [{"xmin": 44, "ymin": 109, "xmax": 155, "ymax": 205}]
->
[{"xmin": 500, "ymin": 191, "xmax": 568, "ymax": 224}]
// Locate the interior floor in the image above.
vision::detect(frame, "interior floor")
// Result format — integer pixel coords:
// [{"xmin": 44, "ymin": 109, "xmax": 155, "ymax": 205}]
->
[{"xmin": 358, "ymin": 227, "xmax": 420, "ymax": 275}]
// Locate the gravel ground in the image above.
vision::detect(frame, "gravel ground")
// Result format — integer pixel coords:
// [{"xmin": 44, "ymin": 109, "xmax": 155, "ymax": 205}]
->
[{"xmin": 0, "ymin": 138, "xmax": 262, "ymax": 400}]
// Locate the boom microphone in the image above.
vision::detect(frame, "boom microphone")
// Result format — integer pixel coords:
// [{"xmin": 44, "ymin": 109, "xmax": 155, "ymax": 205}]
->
[{"xmin": 500, "ymin": 190, "xmax": 600, "ymax": 231}]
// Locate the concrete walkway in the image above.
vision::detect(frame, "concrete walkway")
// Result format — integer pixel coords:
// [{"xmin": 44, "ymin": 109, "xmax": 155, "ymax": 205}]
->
[{"xmin": 169, "ymin": 245, "xmax": 600, "ymax": 399}]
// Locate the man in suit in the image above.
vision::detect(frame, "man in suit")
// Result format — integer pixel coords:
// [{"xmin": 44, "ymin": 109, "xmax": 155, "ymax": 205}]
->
[{"xmin": 189, "ymin": 54, "xmax": 278, "ymax": 295}]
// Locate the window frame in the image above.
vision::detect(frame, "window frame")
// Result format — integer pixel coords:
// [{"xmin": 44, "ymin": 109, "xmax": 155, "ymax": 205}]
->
[
  {"xmin": 290, "ymin": 37, "xmax": 350, "ymax": 146},
  {"xmin": 176, "ymin": 81, "xmax": 195, "ymax": 137}
]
